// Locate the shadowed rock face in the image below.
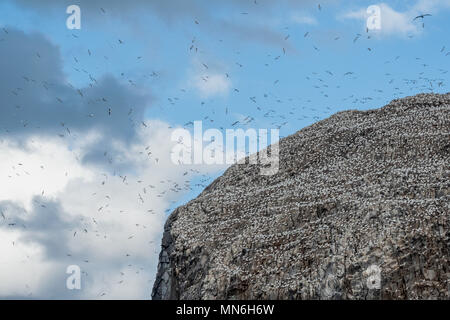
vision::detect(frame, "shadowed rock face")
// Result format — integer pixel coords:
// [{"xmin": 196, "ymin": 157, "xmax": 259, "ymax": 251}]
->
[{"xmin": 152, "ymin": 93, "xmax": 450, "ymax": 300}]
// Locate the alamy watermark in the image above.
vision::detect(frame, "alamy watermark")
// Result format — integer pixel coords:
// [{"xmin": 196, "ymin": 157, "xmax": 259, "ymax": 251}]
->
[
  {"xmin": 170, "ymin": 121, "xmax": 279, "ymax": 175},
  {"xmin": 66, "ymin": 5, "xmax": 81, "ymax": 30},
  {"xmin": 324, "ymin": 264, "xmax": 382, "ymax": 297},
  {"xmin": 66, "ymin": 265, "xmax": 81, "ymax": 290},
  {"xmin": 66, "ymin": 4, "xmax": 381, "ymax": 32},
  {"xmin": 364, "ymin": 264, "xmax": 382, "ymax": 289},
  {"xmin": 366, "ymin": 5, "xmax": 381, "ymax": 30}
]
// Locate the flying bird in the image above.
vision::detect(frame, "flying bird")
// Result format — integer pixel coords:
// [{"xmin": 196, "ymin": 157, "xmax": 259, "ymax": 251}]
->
[{"xmin": 413, "ymin": 14, "xmax": 431, "ymax": 21}]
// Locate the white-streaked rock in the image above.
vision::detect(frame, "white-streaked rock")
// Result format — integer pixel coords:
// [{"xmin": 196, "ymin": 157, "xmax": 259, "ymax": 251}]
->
[{"xmin": 152, "ymin": 93, "xmax": 450, "ymax": 300}]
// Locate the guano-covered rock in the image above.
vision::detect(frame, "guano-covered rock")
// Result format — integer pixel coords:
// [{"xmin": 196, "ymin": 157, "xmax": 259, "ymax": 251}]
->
[{"xmin": 152, "ymin": 93, "xmax": 450, "ymax": 300}]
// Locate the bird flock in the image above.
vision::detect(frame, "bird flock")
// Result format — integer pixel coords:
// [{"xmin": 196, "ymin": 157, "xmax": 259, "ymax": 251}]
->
[
  {"xmin": 153, "ymin": 93, "xmax": 450, "ymax": 300},
  {"xmin": 0, "ymin": 1, "xmax": 449, "ymax": 299}
]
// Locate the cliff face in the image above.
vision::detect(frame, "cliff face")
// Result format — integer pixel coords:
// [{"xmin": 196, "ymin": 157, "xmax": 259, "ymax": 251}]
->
[{"xmin": 152, "ymin": 93, "xmax": 450, "ymax": 300}]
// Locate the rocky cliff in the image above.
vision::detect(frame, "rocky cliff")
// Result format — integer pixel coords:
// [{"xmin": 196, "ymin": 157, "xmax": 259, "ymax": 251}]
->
[{"xmin": 152, "ymin": 93, "xmax": 450, "ymax": 300}]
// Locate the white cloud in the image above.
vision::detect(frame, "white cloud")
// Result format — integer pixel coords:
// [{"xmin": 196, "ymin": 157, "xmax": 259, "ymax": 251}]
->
[
  {"xmin": 0, "ymin": 121, "xmax": 222, "ymax": 299},
  {"xmin": 0, "ymin": 230, "xmax": 53, "ymax": 298},
  {"xmin": 187, "ymin": 59, "xmax": 231, "ymax": 98},
  {"xmin": 0, "ymin": 27, "xmax": 230, "ymax": 299},
  {"xmin": 194, "ymin": 73, "xmax": 231, "ymax": 98},
  {"xmin": 0, "ymin": 134, "xmax": 95, "ymax": 210},
  {"xmin": 339, "ymin": 1, "xmax": 450, "ymax": 37},
  {"xmin": 291, "ymin": 12, "xmax": 318, "ymax": 25},
  {"xmin": 339, "ymin": 3, "xmax": 417, "ymax": 37}
]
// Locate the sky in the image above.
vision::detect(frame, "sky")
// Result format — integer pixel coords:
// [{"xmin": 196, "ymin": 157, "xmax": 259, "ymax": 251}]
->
[{"xmin": 0, "ymin": 0, "xmax": 449, "ymax": 299}]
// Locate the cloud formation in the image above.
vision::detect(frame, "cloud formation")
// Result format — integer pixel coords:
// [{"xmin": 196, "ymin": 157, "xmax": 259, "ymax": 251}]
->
[
  {"xmin": 9, "ymin": 0, "xmax": 326, "ymax": 50},
  {"xmin": 339, "ymin": 0, "xmax": 450, "ymax": 37},
  {"xmin": 187, "ymin": 59, "xmax": 231, "ymax": 98},
  {"xmin": 291, "ymin": 12, "xmax": 318, "ymax": 25},
  {"xmin": 0, "ymin": 27, "xmax": 218, "ymax": 299}
]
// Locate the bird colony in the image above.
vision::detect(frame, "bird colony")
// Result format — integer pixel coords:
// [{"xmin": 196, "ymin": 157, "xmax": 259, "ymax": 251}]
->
[{"xmin": 152, "ymin": 93, "xmax": 449, "ymax": 300}]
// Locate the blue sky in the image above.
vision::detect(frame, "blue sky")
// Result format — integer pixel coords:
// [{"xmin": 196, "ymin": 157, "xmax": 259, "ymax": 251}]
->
[{"xmin": 0, "ymin": 0, "xmax": 449, "ymax": 299}]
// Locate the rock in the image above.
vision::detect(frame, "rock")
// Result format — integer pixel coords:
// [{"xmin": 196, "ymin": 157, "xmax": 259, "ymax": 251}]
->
[{"xmin": 152, "ymin": 93, "xmax": 450, "ymax": 300}]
